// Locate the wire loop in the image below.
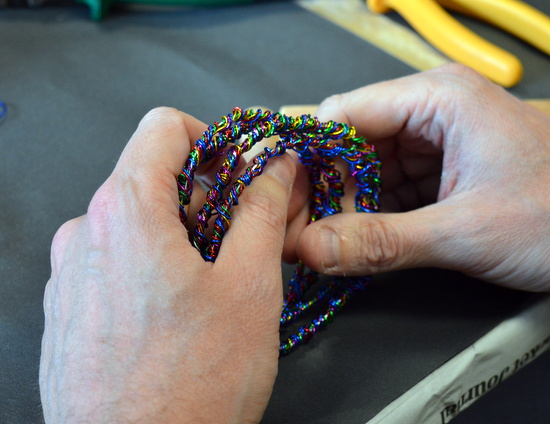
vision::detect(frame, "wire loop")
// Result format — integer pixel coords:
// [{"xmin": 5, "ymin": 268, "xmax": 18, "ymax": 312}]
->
[{"xmin": 177, "ymin": 107, "xmax": 382, "ymax": 355}]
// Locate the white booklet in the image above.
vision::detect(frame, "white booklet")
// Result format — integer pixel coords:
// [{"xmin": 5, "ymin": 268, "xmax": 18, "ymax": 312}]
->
[{"xmin": 367, "ymin": 294, "xmax": 550, "ymax": 424}]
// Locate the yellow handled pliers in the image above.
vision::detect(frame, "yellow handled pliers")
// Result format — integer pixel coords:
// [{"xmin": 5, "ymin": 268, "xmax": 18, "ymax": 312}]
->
[{"xmin": 367, "ymin": 0, "xmax": 550, "ymax": 87}]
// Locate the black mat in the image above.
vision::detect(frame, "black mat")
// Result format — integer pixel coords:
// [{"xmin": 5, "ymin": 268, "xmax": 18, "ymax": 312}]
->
[{"xmin": 1, "ymin": 2, "xmax": 549, "ymax": 423}]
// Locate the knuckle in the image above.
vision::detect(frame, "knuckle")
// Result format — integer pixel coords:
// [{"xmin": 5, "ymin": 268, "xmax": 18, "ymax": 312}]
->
[
  {"xmin": 316, "ymin": 93, "xmax": 353, "ymax": 126},
  {"xmin": 138, "ymin": 107, "xmax": 189, "ymax": 143},
  {"xmin": 50, "ymin": 217, "xmax": 83, "ymax": 274},
  {"xmin": 434, "ymin": 62, "xmax": 481, "ymax": 81},
  {"xmin": 319, "ymin": 93, "xmax": 345, "ymax": 110},
  {"xmin": 51, "ymin": 219, "xmax": 78, "ymax": 252},
  {"xmin": 431, "ymin": 63, "xmax": 490, "ymax": 95},
  {"xmin": 88, "ymin": 182, "xmax": 119, "ymax": 221},
  {"xmin": 85, "ymin": 181, "xmax": 124, "ymax": 243},
  {"xmin": 355, "ymin": 219, "xmax": 402, "ymax": 272},
  {"xmin": 142, "ymin": 106, "xmax": 185, "ymax": 127}
]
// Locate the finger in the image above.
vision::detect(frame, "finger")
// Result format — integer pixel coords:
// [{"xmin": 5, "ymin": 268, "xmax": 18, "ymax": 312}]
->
[
  {"xmin": 315, "ymin": 64, "xmax": 485, "ymax": 153},
  {"xmin": 109, "ymin": 107, "xmax": 207, "ymax": 221},
  {"xmin": 284, "ymin": 151, "xmax": 309, "ymax": 223},
  {"xmin": 282, "ymin": 204, "xmax": 310, "ymax": 263},
  {"xmin": 315, "ymin": 78, "xmax": 421, "ymax": 143},
  {"xmin": 218, "ymin": 154, "xmax": 296, "ymax": 269},
  {"xmin": 49, "ymin": 216, "xmax": 85, "ymax": 275},
  {"xmin": 117, "ymin": 107, "xmax": 207, "ymax": 179},
  {"xmin": 296, "ymin": 199, "xmax": 468, "ymax": 276},
  {"xmin": 85, "ymin": 108, "xmax": 208, "ymax": 262},
  {"xmin": 281, "ymin": 155, "xmax": 310, "ymax": 263}
]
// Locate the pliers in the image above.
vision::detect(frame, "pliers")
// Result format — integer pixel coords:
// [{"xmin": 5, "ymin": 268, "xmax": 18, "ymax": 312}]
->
[{"xmin": 367, "ymin": 0, "xmax": 550, "ymax": 87}]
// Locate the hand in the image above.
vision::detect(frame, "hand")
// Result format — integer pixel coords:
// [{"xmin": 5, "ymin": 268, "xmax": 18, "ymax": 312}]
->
[
  {"xmin": 292, "ymin": 64, "xmax": 550, "ymax": 292},
  {"xmin": 40, "ymin": 107, "xmax": 296, "ymax": 423}
]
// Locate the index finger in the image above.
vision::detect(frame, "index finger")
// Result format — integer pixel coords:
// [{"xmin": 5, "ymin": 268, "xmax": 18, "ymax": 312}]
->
[{"xmin": 314, "ymin": 64, "xmax": 482, "ymax": 157}]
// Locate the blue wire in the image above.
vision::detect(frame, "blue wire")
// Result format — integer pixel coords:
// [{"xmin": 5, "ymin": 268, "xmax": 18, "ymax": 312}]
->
[{"xmin": 0, "ymin": 101, "xmax": 7, "ymax": 123}]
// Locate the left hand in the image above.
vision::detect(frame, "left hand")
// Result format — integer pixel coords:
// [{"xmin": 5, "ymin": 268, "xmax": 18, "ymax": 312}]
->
[{"xmin": 40, "ymin": 107, "xmax": 296, "ymax": 424}]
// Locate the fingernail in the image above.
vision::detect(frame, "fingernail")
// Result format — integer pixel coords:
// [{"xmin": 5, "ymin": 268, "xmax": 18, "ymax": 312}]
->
[{"xmin": 319, "ymin": 226, "xmax": 339, "ymax": 271}]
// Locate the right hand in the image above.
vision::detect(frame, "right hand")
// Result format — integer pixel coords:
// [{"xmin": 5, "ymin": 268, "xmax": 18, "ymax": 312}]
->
[{"xmin": 288, "ymin": 64, "xmax": 550, "ymax": 292}]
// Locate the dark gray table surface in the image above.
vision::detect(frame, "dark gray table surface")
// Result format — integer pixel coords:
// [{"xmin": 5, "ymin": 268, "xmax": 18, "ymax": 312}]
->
[{"xmin": 1, "ymin": 1, "xmax": 550, "ymax": 423}]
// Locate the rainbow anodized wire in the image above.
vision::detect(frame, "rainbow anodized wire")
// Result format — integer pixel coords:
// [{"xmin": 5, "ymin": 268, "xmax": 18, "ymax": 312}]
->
[{"xmin": 177, "ymin": 107, "xmax": 382, "ymax": 355}]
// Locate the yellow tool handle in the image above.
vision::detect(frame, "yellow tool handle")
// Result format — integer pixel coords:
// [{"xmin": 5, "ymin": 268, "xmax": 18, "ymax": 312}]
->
[
  {"xmin": 438, "ymin": 0, "xmax": 550, "ymax": 56},
  {"xmin": 367, "ymin": 0, "xmax": 523, "ymax": 87}
]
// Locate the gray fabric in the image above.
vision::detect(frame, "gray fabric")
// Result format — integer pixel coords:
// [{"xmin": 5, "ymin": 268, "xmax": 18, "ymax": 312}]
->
[{"xmin": 0, "ymin": 2, "xmax": 549, "ymax": 423}]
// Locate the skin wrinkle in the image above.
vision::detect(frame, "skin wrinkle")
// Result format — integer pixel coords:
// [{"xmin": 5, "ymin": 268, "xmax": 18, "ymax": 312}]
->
[
  {"xmin": 235, "ymin": 185, "xmax": 287, "ymax": 241},
  {"xmin": 319, "ymin": 216, "xmax": 404, "ymax": 275},
  {"xmin": 41, "ymin": 65, "xmax": 550, "ymax": 424},
  {"xmin": 41, "ymin": 105, "xmax": 292, "ymax": 422},
  {"xmin": 299, "ymin": 64, "xmax": 550, "ymax": 290},
  {"xmin": 460, "ymin": 195, "xmax": 548, "ymax": 287},
  {"xmin": 355, "ymin": 217, "xmax": 405, "ymax": 273}
]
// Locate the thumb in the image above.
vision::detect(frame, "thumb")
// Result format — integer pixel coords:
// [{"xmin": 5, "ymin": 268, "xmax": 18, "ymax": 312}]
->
[
  {"xmin": 296, "ymin": 203, "xmax": 463, "ymax": 275},
  {"xmin": 218, "ymin": 154, "xmax": 296, "ymax": 267}
]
